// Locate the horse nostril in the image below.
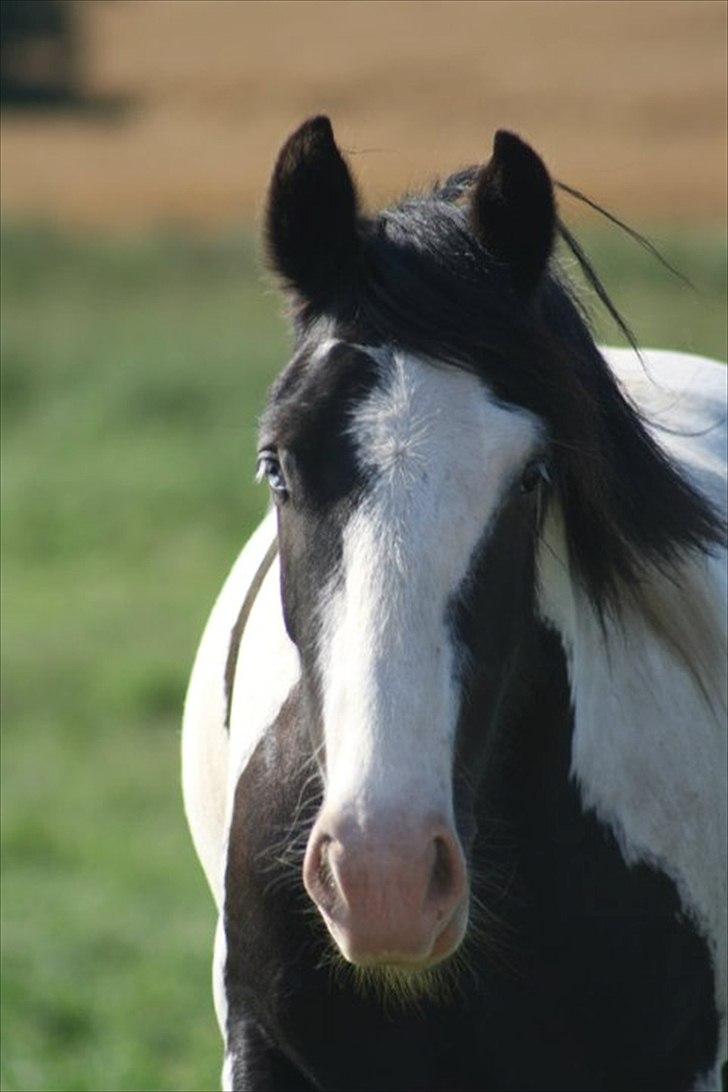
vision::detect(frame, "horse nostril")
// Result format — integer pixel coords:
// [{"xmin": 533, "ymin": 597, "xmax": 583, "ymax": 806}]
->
[
  {"xmin": 429, "ymin": 836, "xmax": 453, "ymax": 899},
  {"xmin": 303, "ymin": 829, "xmax": 340, "ymax": 914},
  {"xmin": 425, "ymin": 830, "xmax": 466, "ymax": 922},
  {"xmin": 317, "ymin": 836, "xmax": 336, "ymax": 896}
]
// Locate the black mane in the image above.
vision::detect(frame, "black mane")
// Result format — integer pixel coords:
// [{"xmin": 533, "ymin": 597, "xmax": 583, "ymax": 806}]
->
[{"xmin": 288, "ymin": 175, "xmax": 724, "ymax": 614}]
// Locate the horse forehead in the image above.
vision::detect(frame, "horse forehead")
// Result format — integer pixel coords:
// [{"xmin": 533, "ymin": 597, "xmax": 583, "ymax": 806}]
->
[
  {"xmin": 348, "ymin": 349, "xmax": 544, "ymax": 488},
  {"xmin": 265, "ymin": 339, "xmax": 542, "ymax": 494}
]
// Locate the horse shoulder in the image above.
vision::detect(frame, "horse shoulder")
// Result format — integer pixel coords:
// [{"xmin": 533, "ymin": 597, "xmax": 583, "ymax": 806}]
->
[{"xmin": 182, "ymin": 509, "xmax": 285, "ymax": 906}]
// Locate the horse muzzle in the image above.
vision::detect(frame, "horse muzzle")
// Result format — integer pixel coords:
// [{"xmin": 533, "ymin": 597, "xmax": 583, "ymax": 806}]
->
[{"xmin": 302, "ymin": 810, "xmax": 468, "ymax": 968}]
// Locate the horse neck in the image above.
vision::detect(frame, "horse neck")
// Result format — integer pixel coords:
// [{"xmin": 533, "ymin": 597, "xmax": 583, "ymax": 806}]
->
[{"xmin": 535, "ymin": 501, "xmax": 727, "ymax": 987}]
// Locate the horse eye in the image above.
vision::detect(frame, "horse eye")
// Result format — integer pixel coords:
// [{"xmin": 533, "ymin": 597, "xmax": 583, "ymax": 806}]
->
[
  {"xmin": 256, "ymin": 451, "xmax": 288, "ymax": 497},
  {"xmin": 520, "ymin": 459, "xmax": 551, "ymax": 494}
]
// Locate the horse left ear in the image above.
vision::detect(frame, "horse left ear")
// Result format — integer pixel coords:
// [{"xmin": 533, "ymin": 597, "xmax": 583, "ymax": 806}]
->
[{"xmin": 470, "ymin": 130, "xmax": 555, "ymax": 294}]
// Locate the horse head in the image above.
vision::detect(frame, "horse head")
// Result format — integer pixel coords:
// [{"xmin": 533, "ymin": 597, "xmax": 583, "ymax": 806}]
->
[{"xmin": 257, "ymin": 116, "xmax": 722, "ymax": 977}]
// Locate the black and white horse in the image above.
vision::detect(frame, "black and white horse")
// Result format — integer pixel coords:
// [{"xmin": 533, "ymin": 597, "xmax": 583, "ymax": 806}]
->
[{"xmin": 183, "ymin": 118, "xmax": 727, "ymax": 1091}]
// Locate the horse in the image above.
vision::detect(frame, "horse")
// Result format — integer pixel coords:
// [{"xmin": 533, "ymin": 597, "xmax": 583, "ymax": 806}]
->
[{"xmin": 182, "ymin": 117, "xmax": 727, "ymax": 1091}]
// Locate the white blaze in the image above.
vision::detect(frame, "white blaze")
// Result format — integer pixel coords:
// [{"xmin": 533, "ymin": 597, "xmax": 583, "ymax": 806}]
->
[{"xmin": 317, "ymin": 350, "xmax": 542, "ymax": 821}]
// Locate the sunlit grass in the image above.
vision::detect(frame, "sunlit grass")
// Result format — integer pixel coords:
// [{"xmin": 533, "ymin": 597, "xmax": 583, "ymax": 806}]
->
[{"xmin": 1, "ymin": 222, "xmax": 725, "ymax": 1091}]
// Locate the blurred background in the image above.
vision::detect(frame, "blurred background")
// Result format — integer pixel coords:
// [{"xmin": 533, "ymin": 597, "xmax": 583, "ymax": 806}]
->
[{"xmin": 1, "ymin": 2, "xmax": 726, "ymax": 1090}]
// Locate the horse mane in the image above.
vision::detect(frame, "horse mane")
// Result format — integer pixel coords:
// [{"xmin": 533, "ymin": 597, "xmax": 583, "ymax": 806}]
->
[
  {"xmin": 431, "ymin": 165, "xmax": 688, "ymax": 362},
  {"xmin": 322, "ymin": 172, "xmax": 726, "ymax": 625}
]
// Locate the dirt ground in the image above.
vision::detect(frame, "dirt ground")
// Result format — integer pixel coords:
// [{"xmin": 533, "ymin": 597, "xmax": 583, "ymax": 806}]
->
[{"xmin": 1, "ymin": 0, "xmax": 726, "ymax": 229}]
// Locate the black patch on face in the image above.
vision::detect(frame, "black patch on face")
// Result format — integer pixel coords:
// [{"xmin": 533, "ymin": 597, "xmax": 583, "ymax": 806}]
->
[
  {"xmin": 258, "ymin": 343, "xmax": 381, "ymax": 730},
  {"xmin": 448, "ymin": 474, "xmax": 546, "ymax": 845},
  {"xmin": 260, "ymin": 341, "xmax": 380, "ymax": 512}
]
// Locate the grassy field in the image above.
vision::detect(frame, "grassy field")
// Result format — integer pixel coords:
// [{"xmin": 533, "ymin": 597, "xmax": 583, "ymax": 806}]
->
[{"xmin": 1, "ymin": 222, "xmax": 726, "ymax": 1092}]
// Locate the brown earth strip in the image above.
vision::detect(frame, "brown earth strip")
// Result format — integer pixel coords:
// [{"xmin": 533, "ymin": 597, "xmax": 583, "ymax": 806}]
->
[{"xmin": 1, "ymin": 0, "xmax": 726, "ymax": 229}]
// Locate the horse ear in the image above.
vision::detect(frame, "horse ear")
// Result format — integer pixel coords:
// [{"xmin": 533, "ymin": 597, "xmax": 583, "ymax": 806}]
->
[
  {"xmin": 265, "ymin": 115, "xmax": 360, "ymax": 304},
  {"xmin": 470, "ymin": 130, "xmax": 555, "ymax": 294}
]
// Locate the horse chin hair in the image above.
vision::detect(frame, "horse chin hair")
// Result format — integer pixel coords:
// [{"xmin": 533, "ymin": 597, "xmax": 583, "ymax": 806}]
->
[
  {"xmin": 317, "ymin": 892, "xmax": 513, "ymax": 1011},
  {"xmin": 325, "ymin": 949, "xmax": 467, "ymax": 1013}
]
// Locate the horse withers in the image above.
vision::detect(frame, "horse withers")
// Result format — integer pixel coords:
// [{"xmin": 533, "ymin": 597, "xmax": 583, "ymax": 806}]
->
[{"xmin": 182, "ymin": 117, "xmax": 727, "ymax": 1091}]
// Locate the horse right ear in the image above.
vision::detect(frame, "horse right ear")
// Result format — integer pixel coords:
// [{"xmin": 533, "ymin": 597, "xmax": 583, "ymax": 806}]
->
[{"xmin": 265, "ymin": 116, "xmax": 360, "ymax": 305}]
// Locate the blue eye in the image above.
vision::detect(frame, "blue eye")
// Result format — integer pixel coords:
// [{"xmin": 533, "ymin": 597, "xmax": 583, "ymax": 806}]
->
[{"xmin": 256, "ymin": 451, "xmax": 288, "ymax": 497}]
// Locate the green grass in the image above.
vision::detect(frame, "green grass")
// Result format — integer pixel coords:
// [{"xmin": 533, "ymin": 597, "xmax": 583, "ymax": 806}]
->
[{"xmin": 1, "ymin": 221, "xmax": 726, "ymax": 1092}]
